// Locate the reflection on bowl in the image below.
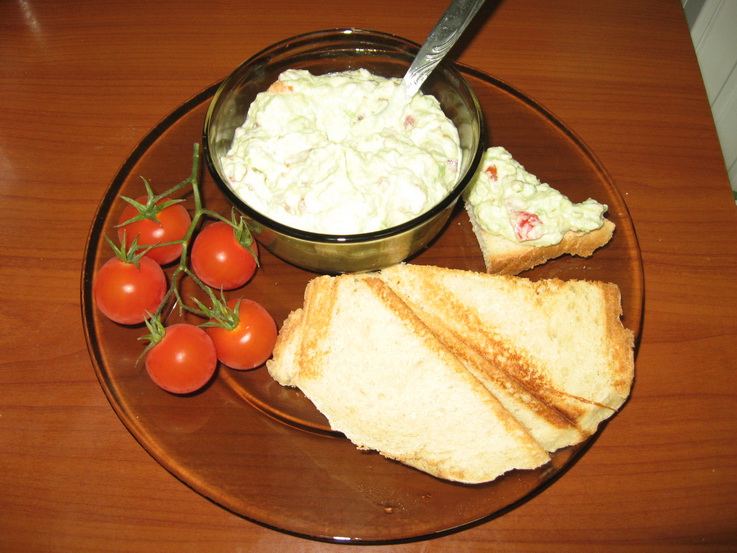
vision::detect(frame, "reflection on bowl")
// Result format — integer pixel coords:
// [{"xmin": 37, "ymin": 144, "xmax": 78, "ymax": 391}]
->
[{"xmin": 203, "ymin": 28, "xmax": 484, "ymax": 274}]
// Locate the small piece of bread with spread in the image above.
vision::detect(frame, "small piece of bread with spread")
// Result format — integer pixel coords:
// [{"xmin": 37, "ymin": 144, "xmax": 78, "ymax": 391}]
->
[{"xmin": 463, "ymin": 147, "xmax": 615, "ymax": 275}]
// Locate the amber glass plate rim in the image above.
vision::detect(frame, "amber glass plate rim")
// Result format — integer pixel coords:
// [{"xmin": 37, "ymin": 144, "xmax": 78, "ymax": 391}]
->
[{"xmin": 81, "ymin": 64, "xmax": 644, "ymax": 545}]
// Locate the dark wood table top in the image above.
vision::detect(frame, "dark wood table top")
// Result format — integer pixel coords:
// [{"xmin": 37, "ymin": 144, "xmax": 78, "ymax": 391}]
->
[{"xmin": 2, "ymin": 0, "xmax": 736, "ymax": 551}]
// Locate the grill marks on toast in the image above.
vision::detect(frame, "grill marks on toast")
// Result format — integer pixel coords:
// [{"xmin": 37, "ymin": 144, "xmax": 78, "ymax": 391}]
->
[
  {"xmin": 379, "ymin": 266, "xmax": 603, "ymax": 448},
  {"xmin": 380, "ymin": 264, "xmax": 632, "ymax": 436},
  {"xmin": 393, "ymin": 300, "xmax": 588, "ymax": 451}
]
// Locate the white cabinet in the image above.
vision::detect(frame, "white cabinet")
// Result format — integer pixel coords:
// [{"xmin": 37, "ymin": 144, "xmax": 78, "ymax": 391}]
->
[{"xmin": 682, "ymin": 0, "xmax": 737, "ymax": 196}]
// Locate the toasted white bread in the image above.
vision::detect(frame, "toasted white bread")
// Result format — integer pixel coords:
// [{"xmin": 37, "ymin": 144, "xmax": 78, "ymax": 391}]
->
[
  {"xmin": 266, "ymin": 264, "xmax": 635, "ymax": 483},
  {"xmin": 466, "ymin": 204, "xmax": 616, "ymax": 275},
  {"xmin": 379, "ymin": 264, "xmax": 634, "ymax": 436},
  {"xmin": 268, "ymin": 274, "xmax": 550, "ymax": 484}
]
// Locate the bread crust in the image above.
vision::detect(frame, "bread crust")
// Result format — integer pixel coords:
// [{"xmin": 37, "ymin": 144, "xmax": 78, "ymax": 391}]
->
[
  {"xmin": 265, "ymin": 308, "xmax": 304, "ymax": 387},
  {"xmin": 465, "ymin": 201, "xmax": 616, "ymax": 275},
  {"xmin": 298, "ymin": 275, "xmax": 337, "ymax": 382},
  {"xmin": 601, "ymin": 283, "xmax": 636, "ymax": 401}
]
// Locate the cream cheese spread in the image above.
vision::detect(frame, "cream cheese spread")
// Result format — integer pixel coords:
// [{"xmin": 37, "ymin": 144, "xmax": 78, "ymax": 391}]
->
[
  {"xmin": 464, "ymin": 147, "xmax": 607, "ymax": 247},
  {"xmin": 220, "ymin": 68, "xmax": 462, "ymax": 235}
]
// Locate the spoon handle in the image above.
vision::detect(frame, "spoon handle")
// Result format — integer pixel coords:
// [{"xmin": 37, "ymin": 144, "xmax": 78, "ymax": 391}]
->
[{"xmin": 403, "ymin": 0, "xmax": 487, "ymax": 97}]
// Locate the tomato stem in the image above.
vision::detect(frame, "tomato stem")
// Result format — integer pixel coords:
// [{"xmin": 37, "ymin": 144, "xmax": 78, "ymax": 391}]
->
[
  {"xmin": 106, "ymin": 230, "xmax": 156, "ymax": 268},
  {"xmin": 136, "ymin": 312, "xmax": 167, "ymax": 364},
  {"xmin": 188, "ymin": 284, "xmax": 240, "ymax": 331},
  {"xmin": 107, "ymin": 142, "xmax": 260, "ymax": 344},
  {"xmin": 116, "ymin": 177, "xmax": 186, "ymax": 228},
  {"xmin": 153, "ymin": 144, "xmax": 202, "ymax": 202}
]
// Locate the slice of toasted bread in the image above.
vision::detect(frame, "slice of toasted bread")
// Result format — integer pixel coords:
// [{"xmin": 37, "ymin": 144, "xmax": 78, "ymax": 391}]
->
[
  {"xmin": 378, "ymin": 264, "xmax": 634, "ymax": 437},
  {"xmin": 465, "ymin": 202, "xmax": 616, "ymax": 275},
  {"xmin": 284, "ymin": 273, "xmax": 550, "ymax": 484}
]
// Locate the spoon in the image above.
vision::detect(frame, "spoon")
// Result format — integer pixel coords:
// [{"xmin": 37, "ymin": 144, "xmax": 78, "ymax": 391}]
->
[
  {"xmin": 402, "ymin": 0, "xmax": 487, "ymax": 97},
  {"xmin": 350, "ymin": 0, "xmax": 486, "ymax": 135}
]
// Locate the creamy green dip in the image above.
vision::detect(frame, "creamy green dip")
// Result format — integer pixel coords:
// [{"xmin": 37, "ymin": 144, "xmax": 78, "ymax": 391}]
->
[
  {"xmin": 464, "ymin": 147, "xmax": 607, "ymax": 246},
  {"xmin": 220, "ymin": 69, "xmax": 462, "ymax": 235}
]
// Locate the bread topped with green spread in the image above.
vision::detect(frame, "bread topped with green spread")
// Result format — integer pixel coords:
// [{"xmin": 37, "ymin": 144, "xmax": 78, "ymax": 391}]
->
[{"xmin": 463, "ymin": 147, "xmax": 615, "ymax": 275}]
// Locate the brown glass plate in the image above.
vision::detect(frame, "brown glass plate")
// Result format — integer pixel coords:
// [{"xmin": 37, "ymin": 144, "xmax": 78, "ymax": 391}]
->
[{"xmin": 81, "ymin": 65, "xmax": 644, "ymax": 544}]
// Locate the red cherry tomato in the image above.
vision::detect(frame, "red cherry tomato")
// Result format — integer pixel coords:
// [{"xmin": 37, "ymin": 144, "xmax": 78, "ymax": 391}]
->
[
  {"xmin": 191, "ymin": 222, "xmax": 258, "ymax": 290},
  {"xmin": 145, "ymin": 324, "xmax": 217, "ymax": 394},
  {"xmin": 93, "ymin": 256, "xmax": 166, "ymax": 325},
  {"xmin": 117, "ymin": 196, "xmax": 191, "ymax": 265},
  {"xmin": 206, "ymin": 298, "xmax": 277, "ymax": 370}
]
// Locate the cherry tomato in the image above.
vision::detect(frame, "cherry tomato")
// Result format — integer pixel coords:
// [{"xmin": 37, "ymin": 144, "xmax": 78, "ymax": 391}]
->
[
  {"xmin": 117, "ymin": 196, "xmax": 191, "ymax": 265},
  {"xmin": 145, "ymin": 324, "xmax": 217, "ymax": 394},
  {"xmin": 206, "ymin": 298, "xmax": 277, "ymax": 370},
  {"xmin": 191, "ymin": 222, "xmax": 258, "ymax": 290},
  {"xmin": 93, "ymin": 256, "xmax": 166, "ymax": 325}
]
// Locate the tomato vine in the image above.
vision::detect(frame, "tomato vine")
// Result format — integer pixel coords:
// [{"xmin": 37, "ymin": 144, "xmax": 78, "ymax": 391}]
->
[{"xmin": 94, "ymin": 142, "xmax": 276, "ymax": 393}]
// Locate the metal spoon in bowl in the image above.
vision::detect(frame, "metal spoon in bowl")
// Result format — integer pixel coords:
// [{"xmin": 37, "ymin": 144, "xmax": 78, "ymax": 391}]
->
[
  {"xmin": 402, "ymin": 0, "xmax": 487, "ymax": 97},
  {"xmin": 351, "ymin": 0, "xmax": 486, "ymax": 135}
]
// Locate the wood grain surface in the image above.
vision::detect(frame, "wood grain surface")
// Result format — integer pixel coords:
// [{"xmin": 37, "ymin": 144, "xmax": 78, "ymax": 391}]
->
[{"xmin": 1, "ymin": 0, "xmax": 736, "ymax": 551}]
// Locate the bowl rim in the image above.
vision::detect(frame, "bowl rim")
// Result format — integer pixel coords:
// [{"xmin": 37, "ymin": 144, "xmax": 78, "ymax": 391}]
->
[{"xmin": 202, "ymin": 27, "xmax": 485, "ymax": 245}]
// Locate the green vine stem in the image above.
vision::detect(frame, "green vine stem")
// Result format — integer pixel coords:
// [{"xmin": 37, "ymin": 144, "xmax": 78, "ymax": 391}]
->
[{"xmin": 113, "ymin": 142, "xmax": 257, "ymax": 339}]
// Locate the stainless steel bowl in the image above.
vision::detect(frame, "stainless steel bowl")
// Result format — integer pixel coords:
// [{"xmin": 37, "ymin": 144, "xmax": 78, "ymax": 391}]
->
[{"xmin": 203, "ymin": 28, "xmax": 484, "ymax": 273}]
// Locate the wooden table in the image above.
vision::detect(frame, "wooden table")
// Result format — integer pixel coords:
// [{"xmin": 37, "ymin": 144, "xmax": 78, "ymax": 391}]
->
[{"xmin": 2, "ymin": 0, "xmax": 736, "ymax": 551}]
